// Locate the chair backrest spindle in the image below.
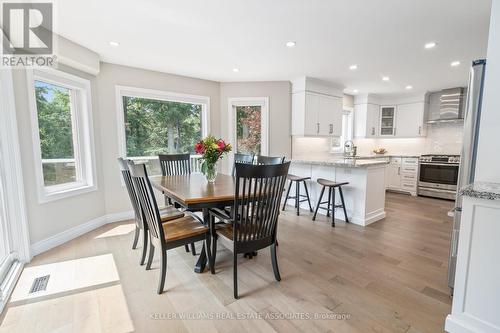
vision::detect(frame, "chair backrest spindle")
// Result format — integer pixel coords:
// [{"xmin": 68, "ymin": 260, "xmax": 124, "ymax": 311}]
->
[
  {"xmin": 233, "ymin": 162, "xmax": 290, "ymax": 246},
  {"xmin": 159, "ymin": 153, "xmax": 191, "ymax": 176}
]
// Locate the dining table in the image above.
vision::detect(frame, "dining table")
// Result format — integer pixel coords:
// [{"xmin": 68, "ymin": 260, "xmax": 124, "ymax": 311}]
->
[{"xmin": 149, "ymin": 173, "xmax": 237, "ymax": 273}]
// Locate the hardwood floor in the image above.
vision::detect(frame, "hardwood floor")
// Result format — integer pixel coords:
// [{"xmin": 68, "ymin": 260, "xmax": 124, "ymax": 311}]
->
[{"xmin": 0, "ymin": 192, "xmax": 453, "ymax": 333}]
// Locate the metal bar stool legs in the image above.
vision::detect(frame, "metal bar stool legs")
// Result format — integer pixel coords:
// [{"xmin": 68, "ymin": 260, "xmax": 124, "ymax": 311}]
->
[
  {"xmin": 312, "ymin": 179, "xmax": 350, "ymax": 227},
  {"xmin": 282, "ymin": 175, "xmax": 313, "ymax": 216}
]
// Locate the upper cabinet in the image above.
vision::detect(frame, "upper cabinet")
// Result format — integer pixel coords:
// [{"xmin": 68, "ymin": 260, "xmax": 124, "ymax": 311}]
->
[
  {"xmin": 354, "ymin": 94, "xmax": 428, "ymax": 138},
  {"xmin": 291, "ymin": 77, "xmax": 344, "ymax": 137},
  {"xmin": 396, "ymin": 102, "xmax": 427, "ymax": 137},
  {"xmin": 379, "ymin": 106, "xmax": 396, "ymax": 136},
  {"xmin": 354, "ymin": 103, "xmax": 379, "ymax": 137}
]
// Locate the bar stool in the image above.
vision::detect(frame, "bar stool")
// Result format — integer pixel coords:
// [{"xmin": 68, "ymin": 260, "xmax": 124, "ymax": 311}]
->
[
  {"xmin": 313, "ymin": 179, "xmax": 349, "ymax": 227},
  {"xmin": 282, "ymin": 175, "xmax": 313, "ymax": 215}
]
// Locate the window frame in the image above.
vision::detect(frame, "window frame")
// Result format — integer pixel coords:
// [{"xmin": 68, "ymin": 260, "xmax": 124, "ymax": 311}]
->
[
  {"xmin": 331, "ymin": 107, "xmax": 354, "ymax": 153},
  {"xmin": 26, "ymin": 68, "xmax": 97, "ymax": 203},
  {"xmin": 228, "ymin": 97, "xmax": 269, "ymax": 160},
  {"xmin": 115, "ymin": 85, "xmax": 210, "ymax": 160}
]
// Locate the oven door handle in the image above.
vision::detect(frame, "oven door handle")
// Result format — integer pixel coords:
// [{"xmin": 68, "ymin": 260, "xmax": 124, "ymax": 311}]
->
[{"xmin": 419, "ymin": 163, "xmax": 459, "ymax": 167}]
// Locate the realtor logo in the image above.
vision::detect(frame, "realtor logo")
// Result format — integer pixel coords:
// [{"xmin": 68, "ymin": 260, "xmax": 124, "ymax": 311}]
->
[{"xmin": 2, "ymin": 2, "xmax": 53, "ymax": 54}]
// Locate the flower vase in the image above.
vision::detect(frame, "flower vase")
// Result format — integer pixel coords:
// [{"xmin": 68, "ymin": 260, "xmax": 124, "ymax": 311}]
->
[{"xmin": 204, "ymin": 162, "xmax": 218, "ymax": 183}]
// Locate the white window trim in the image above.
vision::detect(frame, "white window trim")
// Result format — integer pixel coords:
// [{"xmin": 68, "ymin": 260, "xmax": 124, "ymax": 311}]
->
[
  {"xmin": 0, "ymin": 67, "xmax": 32, "ymax": 313},
  {"xmin": 331, "ymin": 107, "xmax": 354, "ymax": 153},
  {"xmin": 115, "ymin": 85, "xmax": 211, "ymax": 159},
  {"xmin": 227, "ymin": 97, "xmax": 269, "ymax": 164},
  {"xmin": 26, "ymin": 68, "xmax": 97, "ymax": 204}
]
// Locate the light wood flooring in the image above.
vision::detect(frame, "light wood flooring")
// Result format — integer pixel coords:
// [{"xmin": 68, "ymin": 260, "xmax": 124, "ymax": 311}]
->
[{"xmin": 0, "ymin": 192, "xmax": 454, "ymax": 333}]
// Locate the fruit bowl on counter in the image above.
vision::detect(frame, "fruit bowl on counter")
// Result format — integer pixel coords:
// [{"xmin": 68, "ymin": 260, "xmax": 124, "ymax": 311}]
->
[{"xmin": 372, "ymin": 148, "xmax": 387, "ymax": 155}]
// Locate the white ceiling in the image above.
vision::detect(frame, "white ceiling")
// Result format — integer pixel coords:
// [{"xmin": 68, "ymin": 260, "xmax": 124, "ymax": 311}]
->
[{"xmin": 56, "ymin": 0, "xmax": 492, "ymax": 94}]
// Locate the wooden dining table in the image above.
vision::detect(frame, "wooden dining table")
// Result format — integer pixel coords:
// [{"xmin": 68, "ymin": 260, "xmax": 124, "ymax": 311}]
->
[{"xmin": 149, "ymin": 173, "xmax": 237, "ymax": 273}]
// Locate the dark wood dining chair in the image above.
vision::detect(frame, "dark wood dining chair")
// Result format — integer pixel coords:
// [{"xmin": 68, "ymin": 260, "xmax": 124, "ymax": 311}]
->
[
  {"xmin": 117, "ymin": 158, "xmax": 185, "ymax": 266},
  {"xmin": 158, "ymin": 153, "xmax": 197, "ymax": 255},
  {"xmin": 158, "ymin": 153, "xmax": 191, "ymax": 175},
  {"xmin": 128, "ymin": 162, "xmax": 211, "ymax": 294},
  {"xmin": 209, "ymin": 162, "xmax": 290, "ymax": 299},
  {"xmin": 256, "ymin": 155, "xmax": 285, "ymax": 165},
  {"xmin": 232, "ymin": 153, "xmax": 254, "ymax": 176}
]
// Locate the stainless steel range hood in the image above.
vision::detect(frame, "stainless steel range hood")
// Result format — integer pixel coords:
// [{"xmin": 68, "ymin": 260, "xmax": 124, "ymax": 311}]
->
[{"xmin": 427, "ymin": 88, "xmax": 465, "ymax": 123}]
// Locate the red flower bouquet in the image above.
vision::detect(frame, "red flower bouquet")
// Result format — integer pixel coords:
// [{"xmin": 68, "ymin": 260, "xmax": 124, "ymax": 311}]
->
[{"xmin": 195, "ymin": 135, "xmax": 232, "ymax": 182}]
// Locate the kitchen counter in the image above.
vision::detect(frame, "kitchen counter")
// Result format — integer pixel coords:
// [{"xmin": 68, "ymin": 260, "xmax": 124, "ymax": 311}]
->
[
  {"xmin": 459, "ymin": 181, "xmax": 500, "ymax": 201},
  {"xmin": 291, "ymin": 158, "xmax": 389, "ymax": 168},
  {"xmin": 287, "ymin": 160, "xmax": 387, "ymax": 226}
]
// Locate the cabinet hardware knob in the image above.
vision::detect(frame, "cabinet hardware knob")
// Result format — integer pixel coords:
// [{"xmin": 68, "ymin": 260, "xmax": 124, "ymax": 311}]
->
[
  {"xmin": 317, "ymin": 123, "xmax": 320, "ymax": 133},
  {"xmin": 329, "ymin": 124, "xmax": 333, "ymax": 134}
]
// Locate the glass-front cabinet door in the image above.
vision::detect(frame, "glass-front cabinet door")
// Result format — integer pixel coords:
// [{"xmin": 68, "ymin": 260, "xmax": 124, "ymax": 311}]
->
[{"xmin": 379, "ymin": 106, "xmax": 396, "ymax": 136}]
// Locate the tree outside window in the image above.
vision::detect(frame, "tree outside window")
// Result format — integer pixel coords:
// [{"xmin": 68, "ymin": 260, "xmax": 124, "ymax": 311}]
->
[
  {"xmin": 35, "ymin": 80, "xmax": 76, "ymax": 186},
  {"xmin": 123, "ymin": 96, "xmax": 202, "ymax": 157},
  {"xmin": 236, "ymin": 105, "xmax": 261, "ymax": 155}
]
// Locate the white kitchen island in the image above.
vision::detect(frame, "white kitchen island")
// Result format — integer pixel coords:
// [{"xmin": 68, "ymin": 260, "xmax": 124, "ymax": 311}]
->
[{"xmin": 287, "ymin": 159, "xmax": 389, "ymax": 226}]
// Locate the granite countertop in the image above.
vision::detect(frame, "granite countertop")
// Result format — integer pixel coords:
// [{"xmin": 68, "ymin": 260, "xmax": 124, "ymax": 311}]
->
[
  {"xmin": 459, "ymin": 182, "xmax": 500, "ymax": 201},
  {"xmin": 291, "ymin": 158, "xmax": 389, "ymax": 168},
  {"xmin": 344, "ymin": 154, "xmax": 420, "ymax": 159}
]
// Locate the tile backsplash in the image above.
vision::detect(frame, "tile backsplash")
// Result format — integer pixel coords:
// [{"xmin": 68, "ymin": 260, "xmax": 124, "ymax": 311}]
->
[{"xmin": 292, "ymin": 122, "xmax": 463, "ymax": 159}]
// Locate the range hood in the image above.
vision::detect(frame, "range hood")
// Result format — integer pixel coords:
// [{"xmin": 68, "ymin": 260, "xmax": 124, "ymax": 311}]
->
[{"xmin": 427, "ymin": 87, "xmax": 465, "ymax": 123}]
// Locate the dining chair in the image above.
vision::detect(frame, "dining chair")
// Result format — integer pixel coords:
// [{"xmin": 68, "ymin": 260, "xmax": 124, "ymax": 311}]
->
[
  {"xmin": 209, "ymin": 162, "xmax": 290, "ymax": 299},
  {"xmin": 128, "ymin": 162, "xmax": 211, "ymax": 294},
  {"xmin": 232, "ymin": 153, "xmax": 254, "ymax": 176},
  {"xmin": 117, "ymin": 158, "xmax": 185, "ymax": 266},
  {"xmin": 158, "ymin": 153, "xmax": 191, "ymax": 175},
  {"xmin": 256, "ymin": 155, "xmax": 285, "ymax": 165},
  {"xmin": 158, "ymin": 153, "xmax": 197, "ymax": 255}
]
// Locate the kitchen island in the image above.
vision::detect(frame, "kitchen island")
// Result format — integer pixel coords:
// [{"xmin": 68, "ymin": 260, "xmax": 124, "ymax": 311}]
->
[{"xmin": 287, "ymin": 158, "xmax": 389, "ymax": 226}]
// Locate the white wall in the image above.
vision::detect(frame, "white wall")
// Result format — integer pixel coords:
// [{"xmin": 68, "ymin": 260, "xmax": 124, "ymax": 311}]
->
[
  {"xmin": 219, "ymin": 81, "xmax": 291, "ymax": 173},
  {"xmin": 96, "ymin": 63, "xmax": 221, "ymax": 215},
  {"xmin": 12, "ymin": 64, "xmax": 106, "ymax": 244},
  {"xmin": 475, "ymin": 0, "xmax": 500, "ymax": 182}
]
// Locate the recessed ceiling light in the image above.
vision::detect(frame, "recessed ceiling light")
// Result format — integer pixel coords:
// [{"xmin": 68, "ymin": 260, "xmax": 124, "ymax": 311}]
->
[
  {"xmin": 451, "ymin": 61, "xmax": 461, "ymax": 67},
  {"xmin": 353, "ymin": 89, "xmax": 358, "ymax": 93},
  {"xmin": 424, "ymin": 42, "xmax": 437, "ymax": 49},
  {"xmin": 286, "ymin": 41, "xmax": 296, "ymax": 48},
  {"xmin": 405, "ymin": 85, "xmax": 413, "ymax": 90},
  {"xmin": 109, "ymin": 41, "xmax": 120, "ymax": 47},
  {"xmin": 382, "ymin": 76, "xmax": 390, "ymax": 81},
  {"xmin": 349, "ymin": 64, "xmax": 358, "ymax": 70},
  {"xmin": 232, "ymin": 68, "xmax": 239, "ymax": 72}
]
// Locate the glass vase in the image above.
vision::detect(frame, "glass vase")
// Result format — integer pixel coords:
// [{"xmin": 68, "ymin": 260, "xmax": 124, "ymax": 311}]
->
[{"xmin": 204, "ymin": 162, "xmax": 218, "ymax": 183}]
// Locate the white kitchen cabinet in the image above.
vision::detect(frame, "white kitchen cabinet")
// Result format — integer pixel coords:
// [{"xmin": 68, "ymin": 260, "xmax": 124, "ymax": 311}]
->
[
  {"xmin": 354, "ymin": 103, "xmax": 379, "ymax": 137},
  {"xmin": 385, "ymin": 156, "xmax": 418, "ymax": 196},
  {"xmin": 395, "ymin": 102, "xmax": 427, "ymax": 137},
  {"xmin": 292, "ymin": 77, "xmax": 344, "ymax": 137},
  {"xmin": 319, "ymin": 94, "xmax": 343, "ymax": 136},
  {"xmin": 445, "ymin": 195, "xmax": 500, "ymax": 333},
  {"xmin": 380, "ymin": 106, "xmax": 396, "ymax": 136},
  {"xmin": 354, "ymin": 93, "xmax": 428, "ymax": 138},
  {"xmin": 292, "ymin": 91, "xmax": 343, "ymax": 136},
  {"xmin": 386, "ymin": 157, "xmax": 402, "ymax": 189}
]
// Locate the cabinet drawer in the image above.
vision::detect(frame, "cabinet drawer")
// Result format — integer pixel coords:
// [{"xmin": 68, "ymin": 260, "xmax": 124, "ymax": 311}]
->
[
  {"xmin": 390, "ymin": 157, "xmax": 402, "ymax": 165},
  {"xmin": 402, "ymin": 157, "xmax": 418, "ymax": 165},
  {"xmin": 401, "ymin": 173, "xmax": 417, "ymax": 180},
  {"xmin": 401, "ymin": 180, "xmax": 417, "ymax": 190},
  {"xmin": 402, "ymin": 165, "xmax": 417, "ymax": 173}
]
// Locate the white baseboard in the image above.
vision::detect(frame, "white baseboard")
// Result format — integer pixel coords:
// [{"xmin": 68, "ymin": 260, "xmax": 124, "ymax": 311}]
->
[{"xmin": 30, "ymin": 210, "xmax": 134, "ymax": 258}]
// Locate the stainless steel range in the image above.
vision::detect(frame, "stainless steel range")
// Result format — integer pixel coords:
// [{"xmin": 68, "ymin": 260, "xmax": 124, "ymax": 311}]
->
[{"xmin": 418, "ymin": 154, "xmax": 460, "ymax": 200}]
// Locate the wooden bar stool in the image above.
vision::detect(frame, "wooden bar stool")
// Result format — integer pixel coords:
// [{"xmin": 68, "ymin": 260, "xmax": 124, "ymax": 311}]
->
[
  {"xmin": 312, "ymin": 179, "xmax": 349, "ymax": 227},
  {"xmin": 282, "ymin": 174, "xmax": 313, "ymax": 215}
]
